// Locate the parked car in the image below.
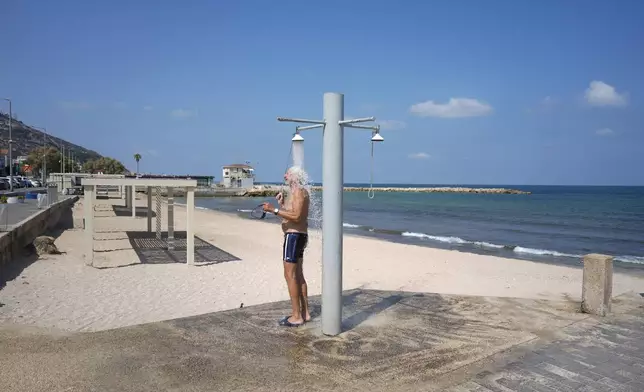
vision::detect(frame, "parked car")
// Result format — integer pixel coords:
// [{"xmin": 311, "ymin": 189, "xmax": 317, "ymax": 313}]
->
[
  {"xmin": 3, "ymin": 177, "xmax": 21, "ymax": 189},
  {"xmin": 0, "ymin": 178, "xmax": 9, "ymax": 191}
]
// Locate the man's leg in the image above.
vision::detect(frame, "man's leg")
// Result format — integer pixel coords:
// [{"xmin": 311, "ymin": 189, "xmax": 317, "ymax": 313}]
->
[
  {"xmin": 296, "ymin": 258, "xmax": 310, "ymax": 321},
  {"xmin": 283, "ymin": 261, "xmax": 304, "ymax": 324}
]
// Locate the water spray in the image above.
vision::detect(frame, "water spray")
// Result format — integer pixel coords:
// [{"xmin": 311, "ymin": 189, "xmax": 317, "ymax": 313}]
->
[{"xmin": 277, "ymin": 92, "xmax": 384, "ymax": 336}]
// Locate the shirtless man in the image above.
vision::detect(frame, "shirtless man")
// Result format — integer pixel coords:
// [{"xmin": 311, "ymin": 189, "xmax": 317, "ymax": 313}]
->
[{"xmin": 262, "ymin": 166, "xmax": 310, "ymax": 327}]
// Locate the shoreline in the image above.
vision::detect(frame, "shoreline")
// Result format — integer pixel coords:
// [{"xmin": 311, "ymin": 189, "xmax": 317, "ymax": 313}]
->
[
  {"xmin": 2, "ymin": 196, "xmax": 644, "ymax": 333},
  {"xmin": 183, "ymin": 203, "xmax": 644, "ymax": 270}
]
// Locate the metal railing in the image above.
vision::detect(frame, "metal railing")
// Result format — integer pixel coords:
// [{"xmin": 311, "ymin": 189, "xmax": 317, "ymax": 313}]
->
[{"xmin": 0, "ymin": 185, "xmax": 59, "ymax": 232}]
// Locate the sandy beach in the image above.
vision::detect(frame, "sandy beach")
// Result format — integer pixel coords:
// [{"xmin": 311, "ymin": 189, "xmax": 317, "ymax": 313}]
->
[{"xmin": 1, "ymin": 195, "xmax": 643, "ymax": 333}]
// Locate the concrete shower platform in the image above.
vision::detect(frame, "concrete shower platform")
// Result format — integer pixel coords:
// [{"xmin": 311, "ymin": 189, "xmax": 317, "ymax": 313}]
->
[{"xmin": 0, "ymin": 289, "xmax": 602, "ymax": 391}]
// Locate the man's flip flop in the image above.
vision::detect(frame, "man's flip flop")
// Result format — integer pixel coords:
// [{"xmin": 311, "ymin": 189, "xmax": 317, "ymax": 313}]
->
[{"xmin": 279, "ymin": 316, "xmax": 304, "ymax": 327}]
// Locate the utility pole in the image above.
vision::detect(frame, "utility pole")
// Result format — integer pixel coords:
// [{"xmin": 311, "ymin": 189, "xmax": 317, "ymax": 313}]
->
[
  {"xmin": 43, "ymin": 131, "xmax": 46, "ymax": 184},
  {"xmin": 61, "ymin": 144, "xmax": 65, "ymax": 191},
  {"xmin": 33, "ymin": 126, "xmax": 47, "ymax": 186},
  {"xmin": 2, "ymin": 98, "xmax": 13, "ymax": 191}
]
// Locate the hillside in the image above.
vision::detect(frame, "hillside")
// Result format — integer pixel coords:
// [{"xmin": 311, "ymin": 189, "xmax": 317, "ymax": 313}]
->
[{"xmin": 0, "ymin": 112, "xmax": 103, "ymax": 163}]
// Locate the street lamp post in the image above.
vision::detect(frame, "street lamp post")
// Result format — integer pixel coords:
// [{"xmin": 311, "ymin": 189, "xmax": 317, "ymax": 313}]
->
[
  {"xmin": 2, "ymin": 98, "xmax": 13, "ymax": 191},
  {"xmin": 33, "ymin": 126, "xmax": 47, "ymax": 185}
]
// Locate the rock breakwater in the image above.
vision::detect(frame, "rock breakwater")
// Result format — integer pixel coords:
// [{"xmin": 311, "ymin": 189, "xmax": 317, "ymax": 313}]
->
[{"xmin": 242, "ymin": 185, "xmax": 530, "ymax": 197}]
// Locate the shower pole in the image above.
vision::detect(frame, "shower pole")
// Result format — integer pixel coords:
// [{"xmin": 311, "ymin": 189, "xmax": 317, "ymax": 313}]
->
[{"xmin": 277, "ymin": 92, "xmax": 381, "ymax": 336}]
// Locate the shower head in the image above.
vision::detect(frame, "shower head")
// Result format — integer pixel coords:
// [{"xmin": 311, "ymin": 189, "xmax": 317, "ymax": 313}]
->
[{"xmin": 292, "ymin": 131, "xmax": 304, "ymax": 142}]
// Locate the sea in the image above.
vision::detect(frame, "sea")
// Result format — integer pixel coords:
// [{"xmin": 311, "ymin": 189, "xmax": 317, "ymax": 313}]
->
[{"xmin": 178, "ymin": 184, "xmax": 644, "ymax": 270}]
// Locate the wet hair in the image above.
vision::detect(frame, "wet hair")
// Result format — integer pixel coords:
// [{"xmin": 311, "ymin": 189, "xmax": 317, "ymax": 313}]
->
[{"xmin": 286, "ymin": 166, "xmax": 308, "ymax": 187}]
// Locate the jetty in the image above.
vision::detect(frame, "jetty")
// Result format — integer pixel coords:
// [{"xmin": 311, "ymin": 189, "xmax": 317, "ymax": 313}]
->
[
  {"xmin": 243, "ymin": 185, "xmax": 530, "ymax": 197},
  {"xmin": 136, "ymin": 185, "xmax": 531, "ymax": 198}
]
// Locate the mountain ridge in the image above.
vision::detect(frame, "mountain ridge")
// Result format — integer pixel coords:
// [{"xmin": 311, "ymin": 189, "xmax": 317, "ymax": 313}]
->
[{"xmin": 0, "ymin": 112, "xmax": 103, "ymax": 163}]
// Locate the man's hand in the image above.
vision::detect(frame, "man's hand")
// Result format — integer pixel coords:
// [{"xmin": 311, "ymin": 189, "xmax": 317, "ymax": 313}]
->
[
  {"xmin": 262, "ymin": 202, "xmax": 275, "ymax": 213},
  {"xmin": 275, "ymin": 192, "xmax": 284, "ymax": 206}
]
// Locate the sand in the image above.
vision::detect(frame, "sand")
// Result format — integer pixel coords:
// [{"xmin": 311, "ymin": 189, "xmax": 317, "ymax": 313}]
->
[{"xmin": 0, "ymin": 196, "xmax": 642, "ymax": 332}]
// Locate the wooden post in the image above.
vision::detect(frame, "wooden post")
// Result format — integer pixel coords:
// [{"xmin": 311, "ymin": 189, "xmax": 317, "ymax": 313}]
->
[
  {"xmin": 167, "ymin": 187, "xmax": 175, "ymax": 250},
  {"xmin": 84, "ymin": 185, "xmax": 94, "ymax": 266},
  {"xmin": 131, "ymin": 185, "xmax": 136, "ymax": 217},
  {"xmin": 147, "ymin": 186, "xmax": 152, "ymax": 232},
  {"xmin": 186, "ymin": 187, "xmax": 195, "ymax": 265}
]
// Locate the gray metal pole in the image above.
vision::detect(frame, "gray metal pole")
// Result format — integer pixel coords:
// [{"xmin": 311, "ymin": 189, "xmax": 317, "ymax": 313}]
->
[
  {"xmin": 3, "ymin": 99, "xmax": 13, "ymax": 191},
  {"xmin": 321, "ymin": 92, "xmax": 344, "ymax": 336},
  {"xmin": 34, "ymin": 126, "xmax": 47, "ymax": 185},
  {"xmin": 43, "ymin": 129, "xmax": 47, "ymax": 184}
]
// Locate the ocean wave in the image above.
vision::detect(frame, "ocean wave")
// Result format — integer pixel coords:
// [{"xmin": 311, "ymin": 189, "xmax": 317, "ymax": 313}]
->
[
  {"xmin": 473, "ymin": 241, "xmax": 505, "ymax": 249},
  {"xmin": 343, "ymin": 222, "xmax": 361, "ymax": 228},
  {"xmin": 398, "ymin": 231, "xmax": 643, "ymax": 265},
  {"xmin": 512, "ymin": 246, "xmax": 580, "ymax": 258},
  {"xmin": 614, "ymin": 255, "xmax": 644, "ymax": 265},
  {"xmin": 402, "ymin": 232, "xmax": 506, "ymax": 250},
  {"xmin": 402, "ymin": 232, "xmax": 468, "ymax": 244}
]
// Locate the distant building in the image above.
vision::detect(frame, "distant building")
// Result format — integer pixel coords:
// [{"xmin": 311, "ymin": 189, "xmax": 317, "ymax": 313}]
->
[{"xmin": 222, "ymin": 164, "xmax": 255, "ymax": 188}]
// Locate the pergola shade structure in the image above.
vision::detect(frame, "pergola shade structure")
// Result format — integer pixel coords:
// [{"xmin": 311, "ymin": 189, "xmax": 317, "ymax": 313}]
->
[{"xmin": 81, "ymin": 177, "xmax": 198, "ymax": 265}]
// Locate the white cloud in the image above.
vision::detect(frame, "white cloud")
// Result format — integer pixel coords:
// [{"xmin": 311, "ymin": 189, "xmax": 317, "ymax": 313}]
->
[
  {"xmin": 143, "ymin": 105, "xmax": 154, "ymax": 111},
  {"xmin": 170, "ymin": 108, "xmax": 197, "ymax": 119},
  {"xmin": 409, "ymin": 98, "xmax": 493, "ymax": 118},
  {"xmin": 595, "ymin": 128, "xmax": 614, "ymax": 136},
  {"xmin": 408, "ymin": 152, "xmax": 430, "ymax": 160},
  {"xmin": 584, "ymin": 81, "xmax": 627, "ymax": 107},
  {"xmin": 379, "ymin": 120, "xmax": 406, "ymax": 130}
]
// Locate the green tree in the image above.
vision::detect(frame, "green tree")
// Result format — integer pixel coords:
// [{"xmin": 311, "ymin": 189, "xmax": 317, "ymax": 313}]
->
[
  {"xmin": 26, "ymin": 146, "xmax": 62, "ymax": 174},
  {"xmin": 82, "ymin": 157, "xmax": 127, "ymax": 174},
  {"xmin": 134, "ymin": 153, "xmax": 142, "ymax": 176}
]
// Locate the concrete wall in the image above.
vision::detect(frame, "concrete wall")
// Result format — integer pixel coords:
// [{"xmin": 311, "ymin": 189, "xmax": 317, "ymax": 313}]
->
[{"xmin": 0, "ymin": 196, "xmax": 78, "ymax": 272}]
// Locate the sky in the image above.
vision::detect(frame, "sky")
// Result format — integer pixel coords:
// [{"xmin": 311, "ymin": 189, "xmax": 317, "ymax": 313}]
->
[{"xmin": 1, "ymin": 0, "xmax": 643, "ymax": 185}]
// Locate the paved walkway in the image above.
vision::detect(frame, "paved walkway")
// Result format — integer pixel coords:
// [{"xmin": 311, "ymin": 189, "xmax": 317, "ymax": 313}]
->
[
  {"xmin": 0, "ymin": 200, "xmax": 41, "ymax": 231},
  {"xmin": 0, "ymin": 187, "xmax": 45, "ymax": 196},
  {"xmin": 451, "ymin": 308, "xmax": 644, "ymax": 391},
  {"xmin": 1, "ymin": 289, "xmax": 642, "ymax": 391}
]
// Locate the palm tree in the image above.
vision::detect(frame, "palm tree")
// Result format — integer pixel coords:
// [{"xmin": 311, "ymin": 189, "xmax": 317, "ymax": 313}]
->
[{"xmin": 134, "ymin": 153, "xmax": 142, "ymax": 176}]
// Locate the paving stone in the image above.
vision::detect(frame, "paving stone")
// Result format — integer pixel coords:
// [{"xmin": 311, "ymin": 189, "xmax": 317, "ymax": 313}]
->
[{"xmin": 451, "ymin": 312, "xmax": 644, "ymax": 392}]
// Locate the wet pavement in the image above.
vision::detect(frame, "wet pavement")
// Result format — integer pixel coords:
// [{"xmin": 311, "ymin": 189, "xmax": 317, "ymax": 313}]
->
[{"xmin": 0, "ymin": 289, "xmax": 642, "ymax": 392}]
